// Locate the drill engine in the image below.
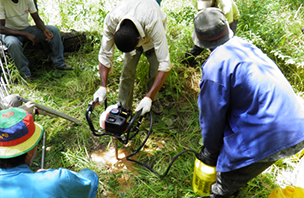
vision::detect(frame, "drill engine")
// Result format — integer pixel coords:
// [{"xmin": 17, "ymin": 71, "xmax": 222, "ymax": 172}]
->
[{"xmin": 104, "ymin": 105, "xmax": 132, "ymax": 136}]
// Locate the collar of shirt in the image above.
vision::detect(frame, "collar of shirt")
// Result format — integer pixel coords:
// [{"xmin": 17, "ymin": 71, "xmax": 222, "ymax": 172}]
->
[
  {"xmin": 116, "ymin": 14, "xmax": 147, "ymax": 47},
  {"xmin": 0, "ymin": 164, "xmax": 32, "ymax": 175}
]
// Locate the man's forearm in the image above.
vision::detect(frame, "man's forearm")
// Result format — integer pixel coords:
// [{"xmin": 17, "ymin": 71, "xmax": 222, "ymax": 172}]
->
[
  {"xmin": 99, "ymin": 61, "xmax": 110, "ymax": 87},
  {"xmin": 34, "ymin": 18, "xmax": 47, "ymax": 32},
  {"xmin": 31, "ymin": 13, "xmax": 47, "ymax": 32},
  {"xmin": 146, "ymin": 71, "xmax": 169, "ymax": 100},
  {"xmin": 0, "ymin": 26, "xmax": 28, "ymax": 37}
]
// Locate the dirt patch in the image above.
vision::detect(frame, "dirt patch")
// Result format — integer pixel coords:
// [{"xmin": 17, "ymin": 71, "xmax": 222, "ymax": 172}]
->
[{"xmin": 90, "ymin": 146, "xmax": 139, "ymax": 174}]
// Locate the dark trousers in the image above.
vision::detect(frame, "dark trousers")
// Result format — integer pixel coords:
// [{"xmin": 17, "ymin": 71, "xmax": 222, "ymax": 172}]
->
[{"xmin": 209, "ymin": 161, "xmax": 275, "ymax": 198}]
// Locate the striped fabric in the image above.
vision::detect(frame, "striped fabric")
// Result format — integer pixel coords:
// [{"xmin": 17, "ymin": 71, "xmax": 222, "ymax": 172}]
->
[{"xmin": 0, "ymin": 108, "xmax": 35, "ymax": 146}]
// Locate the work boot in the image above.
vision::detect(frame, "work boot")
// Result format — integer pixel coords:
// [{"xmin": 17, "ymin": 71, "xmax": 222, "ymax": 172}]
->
[
  {"xmin": 26, "ymin": 76, "xmax": 36, "ymax": 82},
  {"xmin": 182, "ymin": 52, "xmax": 198, "ymax": 67},
  {"xmin": 151, "ymin": 99, "xmax": 163, "ymax": 114},
  {"xmin": 57, "ymin": 64, "xmax": 73, "ymax": 70},
  {"xmin": 182, "ymin": 45, "xmax": 204, "ymax": 67},
  {"xmin": 191, "ymin": 192, "xmax": 228, "ymax": 198}
]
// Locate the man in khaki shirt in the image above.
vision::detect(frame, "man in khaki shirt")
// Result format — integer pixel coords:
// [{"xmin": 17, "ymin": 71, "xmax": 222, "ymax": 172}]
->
[{"xmin": 94, "ymin": 0, "xmax": 173, "ymax": 115}]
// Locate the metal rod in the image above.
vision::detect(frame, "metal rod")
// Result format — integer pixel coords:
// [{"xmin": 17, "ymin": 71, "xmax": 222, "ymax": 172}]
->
[
  {"xmin": 0, "ymin": 41, "xmax": 10, "ymax": 85},
  {"xmin": 0, "ymin": 82, "xmax": 6, "ymax": 98},
  {"xmin": 41, "ymin": 130, "xmax": 46, "ymax": 169},
  {"xmin": 114, "ymin": 137, "xmax": 119, "ymax": 160},
  {"xmin": 0, "ymin": 77, "xmax": 9, "ymax": 95}
]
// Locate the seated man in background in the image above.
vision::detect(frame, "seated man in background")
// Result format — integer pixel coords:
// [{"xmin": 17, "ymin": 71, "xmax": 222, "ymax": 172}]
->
[
  {"xmin": 0, "ymin": 0, "xmax": 72, "ymax": 79},
  {"xmin": 183, "ymin": 0, "xmax": 240, "ymax": 67},
  {"xmin": 194, "ymin": 8, "xmax": 304, "ymax": 198},
  {"xmin": 0, "ymin": 108, "xmax": 99, "ymax": 197}
]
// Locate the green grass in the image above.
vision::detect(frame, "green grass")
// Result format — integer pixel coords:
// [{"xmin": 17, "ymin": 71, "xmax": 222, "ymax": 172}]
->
[{"xmin": 4, "ymin": 0, "xmax": 304, "ymax": 197}]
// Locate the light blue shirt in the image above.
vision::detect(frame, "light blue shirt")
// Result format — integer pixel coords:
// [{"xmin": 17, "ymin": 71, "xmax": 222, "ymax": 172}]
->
[
  {"xmin": 0, "ymin": 164, "xmax": 98, "ymax": 198},
  {"xmin": 198, "ymin": 36, "xmax": 304, "ymax": 172}
]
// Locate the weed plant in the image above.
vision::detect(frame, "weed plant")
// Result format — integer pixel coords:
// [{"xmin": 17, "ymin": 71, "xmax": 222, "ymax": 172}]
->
[
  {"xmin": 236, "ymin": 0, "xmax": 304, "ymax": 92},
  {"xmin": 5, "ymin": 0, "xmax": 304, "ymax": 197}
]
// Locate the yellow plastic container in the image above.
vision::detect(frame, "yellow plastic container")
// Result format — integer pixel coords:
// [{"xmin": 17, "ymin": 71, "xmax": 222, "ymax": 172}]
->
[
  {"xmin": 268, "ymin": 186, "xmax": 304, "ymax": 198},
  {"xmin": 192, "ymin": 157, "xmax": 217, "ymax": 196}
]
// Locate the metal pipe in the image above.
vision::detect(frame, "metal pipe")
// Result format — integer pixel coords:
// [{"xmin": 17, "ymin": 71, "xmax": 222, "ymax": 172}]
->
[
  {"xmin": 0, "ymin": 41, "xmax": 10, "ymax": 85},
  {"xmin": 41, "ymin": 130, "xmax": 46, "ymax": 169},
  {"xmin": 0, "ymin": 77, "xmax": 9, "ymax": 96},
  {"xmin": 20, "ymin": 97, "xmax": 82, "ymax": 125},
  {"xmin": 114, "ymin": 137, "xmax": 119, "ymax": 160}
]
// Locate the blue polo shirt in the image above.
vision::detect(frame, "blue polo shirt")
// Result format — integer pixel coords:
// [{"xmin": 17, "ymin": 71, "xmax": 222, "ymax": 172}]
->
[
  {"xmin": 0, "ymin": 164, "xmax": 98, "ymax": 198},
  {"xmin": 198, "ymin": 36, "xmax": 304, "ymax": 172}
]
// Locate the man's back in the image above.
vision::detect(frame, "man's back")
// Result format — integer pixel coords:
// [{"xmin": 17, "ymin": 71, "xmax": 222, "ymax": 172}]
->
[
  {"xmin": 198, "ymin": 36, "xmax": 304, "ymax": 172},
  {"xmin": 0, "ymin": 164, "xmax": 97, "ymax": 198}
]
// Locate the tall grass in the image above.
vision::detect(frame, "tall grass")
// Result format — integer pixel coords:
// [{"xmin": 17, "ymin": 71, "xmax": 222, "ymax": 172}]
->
[{"xmin": 236, "ymin": 0, "xmax": 304, "ymax": 92}]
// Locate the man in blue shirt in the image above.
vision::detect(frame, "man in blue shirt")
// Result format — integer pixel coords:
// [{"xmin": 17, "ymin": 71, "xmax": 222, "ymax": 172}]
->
[
  {"xmin": 194, "ymin": 8, "xmax": 304, "ymax": 198},
  {"xmin": 0, "ymin": 108, "xmax": 99, "ymax": 198}
]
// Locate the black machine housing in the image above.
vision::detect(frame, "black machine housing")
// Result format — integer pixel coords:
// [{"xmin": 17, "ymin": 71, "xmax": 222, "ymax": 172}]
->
[
  {"xmin": 105, "ymin": 105, "xmax": 132, "ymax": 136},
  {"xmin": 86, "ymin": 99, "xmax": 144, "ymax": 144}
]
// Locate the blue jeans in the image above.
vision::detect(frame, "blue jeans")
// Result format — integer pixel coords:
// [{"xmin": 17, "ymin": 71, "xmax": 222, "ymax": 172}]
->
[
  {"xmin": 1, "ymin": 25, "xmax": 65, "ymax": 78},
  {"xmin": 79, "ymin": 169, "xmax": 99, "ymax": 198}
]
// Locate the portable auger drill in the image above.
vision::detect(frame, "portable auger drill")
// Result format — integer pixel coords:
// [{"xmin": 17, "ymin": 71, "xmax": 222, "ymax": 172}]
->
[{"xmin": 85, "ymin": 98, "xmax": 216, "ymax": 197}]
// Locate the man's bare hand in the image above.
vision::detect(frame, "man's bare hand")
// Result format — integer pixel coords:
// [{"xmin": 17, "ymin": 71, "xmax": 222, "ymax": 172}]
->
[
  {"xmin": 44, "ymin": 29, "xmax": 53, "ymax": 42},
  {"xmin": 27, "ymin": 33, "xmax": 39, "ymax": 46},
  {"xmin": 37, "ymin": 169, "xmax": 48, "ymax": 172}
]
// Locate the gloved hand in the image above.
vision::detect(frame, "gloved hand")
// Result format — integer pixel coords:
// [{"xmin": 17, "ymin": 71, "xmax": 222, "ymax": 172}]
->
[
  {"xmin": 99, "ymin": 104, "xmax": 118, "ymax": 129},
  {"xmin": 197, "ymin": 146, "xmax": 219, "ymax": 167},
  {"xmin": 93, "ymin": 86, "xmax": 107, "ymax": 105},
  {"xmin": 18, "ymin": 101, "xmax": 35, "ymax": 115},
  {"xmin": 3, "ymin": 94, "xmax": 23, "ymax": 108},
  {"xmin": 135, "ymin": 96, "xmax": 152, "ymax": 116}
]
